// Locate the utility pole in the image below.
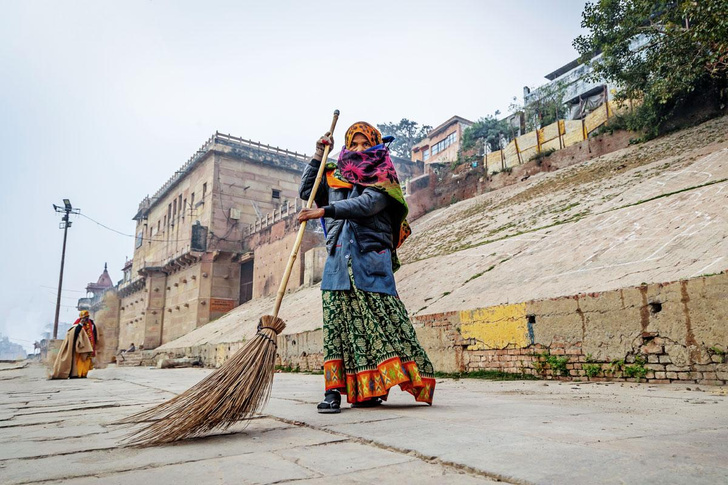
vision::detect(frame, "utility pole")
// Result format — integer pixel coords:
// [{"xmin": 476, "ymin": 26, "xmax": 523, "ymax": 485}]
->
[{"xmin": 52, "ymin": 199, "xmax": 80, "ymax": 339}]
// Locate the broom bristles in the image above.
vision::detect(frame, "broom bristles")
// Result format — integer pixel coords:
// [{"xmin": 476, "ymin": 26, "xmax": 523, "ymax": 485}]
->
[{"xmin": 119, "ymin": 315, "xmax": 286, "ymax": 447}]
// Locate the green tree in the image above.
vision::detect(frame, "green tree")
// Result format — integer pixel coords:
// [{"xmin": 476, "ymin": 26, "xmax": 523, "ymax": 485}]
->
[
  {"xmin": 460, "ymin": 114, "xmax": 512, "ymax": 154},
  {"xmin": 574, "ymin": 0, "xmax": 728, "ymax": 135},
  {"xmin": 376, "ymin": 119, "xmax": 432, "ymax": 159},
  {"xmin": 510, "ymin": 81, "xmax": 568, "ymax": 132}
]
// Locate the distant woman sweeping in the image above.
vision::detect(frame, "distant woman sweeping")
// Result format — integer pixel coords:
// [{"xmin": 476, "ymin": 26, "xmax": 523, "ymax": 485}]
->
[
  {"xmin": 51, "ymin": 310, "xmax": 98, "ymax": 379},
  {"xmin": 298, "ymin": 122, "xmax": 435, "ymax": 413}
]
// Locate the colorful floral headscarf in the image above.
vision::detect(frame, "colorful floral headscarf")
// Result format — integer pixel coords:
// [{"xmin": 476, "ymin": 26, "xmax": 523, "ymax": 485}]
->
[
  {"xmin": 324, "ymin": 124, "xmax": 412, "ymax": 270},
  {"xmin": 344, "ymin": 122, "xmax": 382, "ymax": 149}
]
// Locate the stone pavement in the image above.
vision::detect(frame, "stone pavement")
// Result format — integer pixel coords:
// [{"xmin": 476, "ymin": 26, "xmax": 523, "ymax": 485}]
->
[{"xmin": 1, "ymin": 363, "xmax": 727, "ymax": 484}]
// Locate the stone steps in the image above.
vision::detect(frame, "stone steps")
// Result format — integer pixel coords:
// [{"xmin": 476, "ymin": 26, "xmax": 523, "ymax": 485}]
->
[{"xmin": 116, "ymin": 352, "xmax": 143, "ymax": 367}]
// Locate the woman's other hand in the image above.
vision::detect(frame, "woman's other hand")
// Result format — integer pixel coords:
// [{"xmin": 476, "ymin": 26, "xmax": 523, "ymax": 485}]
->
[
  {"xmin": 314, "ymin": 132, "xmax": 334, "ymax": 161},
  {"xmin": 297, "ymin": 208, "xmax": 325, "ymax": 222}
]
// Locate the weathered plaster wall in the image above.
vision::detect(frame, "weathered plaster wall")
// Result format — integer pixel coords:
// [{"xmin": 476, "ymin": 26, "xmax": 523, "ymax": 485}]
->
[
  {"xmin": 271, "ymin": 272, "xmax": 728, "ymax": 384},
  {"xmin": 212, "ymin": 153, "xmax": 302, "ymax": 253}
]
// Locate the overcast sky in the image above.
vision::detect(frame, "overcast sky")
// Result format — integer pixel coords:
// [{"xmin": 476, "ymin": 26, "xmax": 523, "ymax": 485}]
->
[{"xmin": 0, "ymin": 0, "xmax": 588, "ymax": 351}]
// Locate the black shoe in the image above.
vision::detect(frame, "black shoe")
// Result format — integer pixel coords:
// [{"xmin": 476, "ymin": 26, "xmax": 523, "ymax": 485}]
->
[
  {"xmin": 317, "ymin": 390, "xmax": 341, "ymax": 414},
  {"xmin": 351, "ymin": 397, "xmax": 383, "ymax": 408}
]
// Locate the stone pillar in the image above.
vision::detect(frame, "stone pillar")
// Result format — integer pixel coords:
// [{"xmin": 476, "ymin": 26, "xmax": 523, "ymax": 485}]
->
[
  {"xmin": 303, "ymin": 246, "xmax": 327, "ymax": 286},
  {"xmin": 143, "ymin": 271, "xmax": 167, "ymax": 349},
  {"xmin": 91, "ymin": 290, "xmax": 121, "ymax": 367}
]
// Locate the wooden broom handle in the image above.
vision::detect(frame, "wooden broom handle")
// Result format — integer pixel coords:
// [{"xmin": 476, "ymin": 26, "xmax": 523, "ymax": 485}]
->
[{"xmin": 271, "ymin": 109, "xmax": 340, "ymax": 318}]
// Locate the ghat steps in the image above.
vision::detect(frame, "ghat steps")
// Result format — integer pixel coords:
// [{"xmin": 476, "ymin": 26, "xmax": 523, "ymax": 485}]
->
[{"xmin": 157, "ymin": 116, "xmax": 728, "ymax": 352}]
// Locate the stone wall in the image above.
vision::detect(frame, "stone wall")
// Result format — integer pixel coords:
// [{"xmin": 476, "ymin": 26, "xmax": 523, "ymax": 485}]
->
[
  {"xmin": 244, "ymin": 215, "xmax": 324, "ymax": 299},
  {"xmin": 91, "ymin": 290, "xmax": 120, "ymax": 366},
  {"xmin": 162, "ymin": 262, "xmax": 205, "ymax": 343},
  {"xmin": 303, "ymin": 246, "xmax": 327, "ymax": 287},
  {"xmin": 119, "ymin": 287, "xmax": 147, "ymax": 353},
  {"xmin": 271, "ymin": 272, "xmax": 727, "ymax": 385}
]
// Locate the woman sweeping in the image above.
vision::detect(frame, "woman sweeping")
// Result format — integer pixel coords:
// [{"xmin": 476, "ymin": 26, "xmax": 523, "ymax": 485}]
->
[{"xmin": 298, "ymin": 121, "xmax": 436, "ymax": 413}]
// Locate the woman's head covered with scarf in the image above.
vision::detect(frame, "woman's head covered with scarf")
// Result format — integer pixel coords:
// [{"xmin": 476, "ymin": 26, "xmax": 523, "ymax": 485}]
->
[
  {"xmin": 344, "ymin": 122, "xmax": 382, "ymax": 152},
  {"xmin": 332, "ymin": 121, "xmax": 412, "ymax": 260}
]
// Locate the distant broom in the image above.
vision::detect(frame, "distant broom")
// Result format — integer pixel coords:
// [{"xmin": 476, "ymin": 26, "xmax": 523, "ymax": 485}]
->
[{"xmin": 119, "ymin": 109, "xmax": 340, "ymax": 446}]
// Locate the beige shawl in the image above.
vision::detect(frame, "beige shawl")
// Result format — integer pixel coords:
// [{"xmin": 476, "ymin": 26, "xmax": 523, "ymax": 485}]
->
[{"xmin": 50, "ymin": 325, "xmax": 94, "ymax": 379}]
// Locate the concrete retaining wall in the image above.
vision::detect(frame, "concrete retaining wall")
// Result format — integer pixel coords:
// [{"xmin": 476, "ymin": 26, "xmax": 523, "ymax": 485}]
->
[
  {"xmin": 275, "ymin": 272, "xmax": 727, "ymax": 385},
  {"xmin": 150, "ymin": 271, "xmax": 727, "ymax": 385}
]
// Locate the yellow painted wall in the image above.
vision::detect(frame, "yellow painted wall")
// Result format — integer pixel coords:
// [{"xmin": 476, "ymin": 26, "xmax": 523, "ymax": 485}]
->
[{"xmin": 459, "ymin": 303, "xmax": 530, "ymax": 350}]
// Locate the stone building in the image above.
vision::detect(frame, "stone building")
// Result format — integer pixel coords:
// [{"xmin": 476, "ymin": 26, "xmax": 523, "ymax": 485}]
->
[
  {"xmin": 118, "ymin": 133, "xmax": 312, "ymax": 351},
  {"xmin": 80, "ymin": 131, "xmax": 424, "ymax": 357},
  {"xmin": 410, "ymin": 115, "xmax": 473, "ymax": 166}
]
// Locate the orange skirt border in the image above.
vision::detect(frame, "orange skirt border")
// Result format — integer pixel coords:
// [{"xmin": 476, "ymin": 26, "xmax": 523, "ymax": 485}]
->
[{"xmin": 324, "ymin": 356, "xmax": 435, "ymax": 405}]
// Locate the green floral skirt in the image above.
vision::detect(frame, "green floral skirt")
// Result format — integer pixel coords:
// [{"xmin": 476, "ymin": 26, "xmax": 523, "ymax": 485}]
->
[{"xmin": 322, "ymin": 266, "xmax": 435, "ymax": 404}]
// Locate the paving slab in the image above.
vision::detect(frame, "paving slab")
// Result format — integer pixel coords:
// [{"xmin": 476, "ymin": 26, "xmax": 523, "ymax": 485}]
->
[
  {"xmin": 0, "ymin": 365, "xmax": 499, "ymax": 484},
  {"xmin": 106, "ymin": 366, "xmax": 728, "ymax": 483},
  {"xmin": 3, "ymin": 364, "xmax": 728, "ymax": 483}
]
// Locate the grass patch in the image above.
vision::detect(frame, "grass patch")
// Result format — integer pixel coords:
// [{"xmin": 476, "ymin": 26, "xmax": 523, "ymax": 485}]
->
[
  {"xmin": 532, "ymin": 351, "xmax": 570, "ymax": 376},
  {"xmin": 275, "ymin": 365, "xmax": 324, "ymax": 375},
  {"xmin": 583, "ymin": 363, "xmax": 602, "ymax": 378},
  {"xmin": 555, "ymin": 202, "xmax": 580, "ymax": 213},
  {"xmin": 275, "ymin": 364, "xmax": 300, "ymax": 373},
  {"xmin": 606, "ymin": 359, "xmax": 625, "ymax": 376},
  {"xmin": 464, "ymin": 265, "xmax": 495, "ymax": 284},
  {"xmin": 623, "ymin": 355, "xmax": 648, "ymax": 381},
  {"xmin": 434, "ymin": 370, "xmax": 539, "ymax": 381},
  {"xmin": 611, "ymin": 178, "xmax": 728, "ymax": 211}
]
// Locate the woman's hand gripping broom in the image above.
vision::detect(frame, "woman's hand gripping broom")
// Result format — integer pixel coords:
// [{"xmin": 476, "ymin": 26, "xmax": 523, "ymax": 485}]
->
[{"xmin": 119, "ymin": 110, "xmax": 340, "ymax": 446}]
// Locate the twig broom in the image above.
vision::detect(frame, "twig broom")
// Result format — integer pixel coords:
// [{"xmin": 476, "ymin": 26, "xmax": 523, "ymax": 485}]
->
[{"xmin": 119, "ymin": 109, "xmax": 340, "ymax": 446}]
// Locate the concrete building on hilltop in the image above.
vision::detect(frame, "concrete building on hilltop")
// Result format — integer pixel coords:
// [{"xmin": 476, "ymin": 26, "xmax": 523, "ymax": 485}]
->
[
  {"xmin": 411, "ymin": 115, "xmax": 473, "ymax": 166},
  {"xmin": 524, "ymin": 37, "xmax": 649, "ymax": 123},
  {"xmin": 118, "ymin": 133, "xmax": 310, "ymax": 350},
  {"xmin": 523, "ymin": 57, "xmax": 611, "ymax": 122}
]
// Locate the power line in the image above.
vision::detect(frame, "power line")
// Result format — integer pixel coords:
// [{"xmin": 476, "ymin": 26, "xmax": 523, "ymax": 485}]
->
[
  {"xmin": 3, "ymin": 336, "xmax": 36, "ymax": 344},
  {"xmin": 39, "ymin": 285, "xmax": 86, "ymax": 293},
  {"xmin": 42, "ymin": 291, "xmax": 80, "ymax": 301},
  {"xmin": 80, "ymin": 213, "xmax": 134, "ymax": 238},
  {"xmin": 80, "ymin": 213, "xmax": 197, "ymax": 243}
]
